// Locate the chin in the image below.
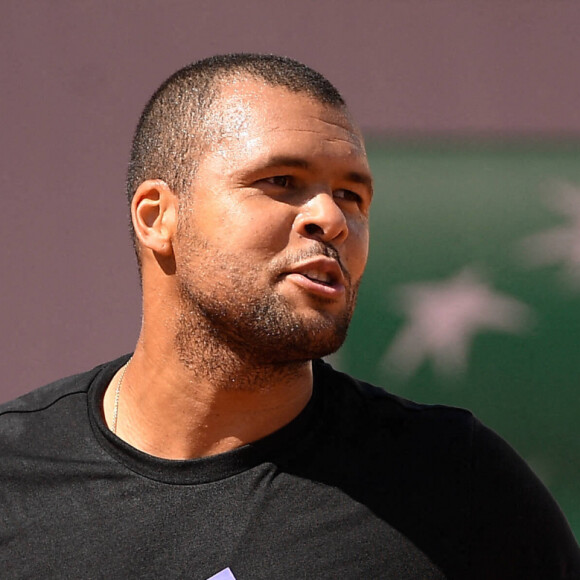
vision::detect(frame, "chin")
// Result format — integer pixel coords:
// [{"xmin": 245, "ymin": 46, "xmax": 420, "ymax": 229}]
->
[{"xmin": 262, "ymin": 320, "xmax": 349, "ymax": 364}]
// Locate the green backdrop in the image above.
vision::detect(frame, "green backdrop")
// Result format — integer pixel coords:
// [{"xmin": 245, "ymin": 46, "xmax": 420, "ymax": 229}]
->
[{"xmin": 335, "ymin": 141, "xmax": 580, "ymax": 540}]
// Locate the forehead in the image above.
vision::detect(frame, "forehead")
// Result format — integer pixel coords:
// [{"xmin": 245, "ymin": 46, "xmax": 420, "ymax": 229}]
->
[{"xmin": 201, "ymin": 78, "xmax": 369, "ymax": 169}]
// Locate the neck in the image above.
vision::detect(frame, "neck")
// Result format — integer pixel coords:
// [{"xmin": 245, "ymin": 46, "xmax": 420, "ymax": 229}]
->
[{"xmin": 103, "ymin": 332, "xmax": 314, "ymax": 460}]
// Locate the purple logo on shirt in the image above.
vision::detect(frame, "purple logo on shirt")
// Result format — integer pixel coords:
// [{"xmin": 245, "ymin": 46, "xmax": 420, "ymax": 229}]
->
[{"xmin": 207, "ymin": 568, "xmax": 237, "ymax": 580}]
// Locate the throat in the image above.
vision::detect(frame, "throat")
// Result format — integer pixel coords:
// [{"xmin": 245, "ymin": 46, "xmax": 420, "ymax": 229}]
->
[{"xmin": 108, "ymin": 346, "xmax": 314, "ymax": 460}]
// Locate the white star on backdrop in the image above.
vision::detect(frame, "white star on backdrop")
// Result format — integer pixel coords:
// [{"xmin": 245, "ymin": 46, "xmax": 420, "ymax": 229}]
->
[
  {"xmin": 382, "ymin": 269, "xmax": 533, "ymax": 379},
  {"xmin": 517, "ymin": 182, "xmax": 580, "ymax": 288}
]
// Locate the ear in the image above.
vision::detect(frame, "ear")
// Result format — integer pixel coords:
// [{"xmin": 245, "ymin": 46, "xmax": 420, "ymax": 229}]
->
[{"xmin": 131, "ymin": 179, "xmax": 178, "ymax": 257}]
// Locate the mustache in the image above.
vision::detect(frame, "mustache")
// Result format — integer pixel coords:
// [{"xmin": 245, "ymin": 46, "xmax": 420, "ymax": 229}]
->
[{"xmin": 276, "ymin": 242, "xmax": 350, "ymax": 282}]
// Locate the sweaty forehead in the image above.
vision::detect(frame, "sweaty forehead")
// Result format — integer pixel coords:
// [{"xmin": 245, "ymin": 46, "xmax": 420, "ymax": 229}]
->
[{"xmin": 203, "ymin": 78, "xmax": 365, "ymax": 156}]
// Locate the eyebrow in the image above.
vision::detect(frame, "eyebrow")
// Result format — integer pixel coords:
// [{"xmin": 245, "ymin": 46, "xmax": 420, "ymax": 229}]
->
[{"xmin": 263, "ymin": 155, "xmax": 374, "ymax": 195}]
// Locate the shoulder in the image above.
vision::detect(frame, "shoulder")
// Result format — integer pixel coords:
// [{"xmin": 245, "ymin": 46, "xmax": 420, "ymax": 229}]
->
[
  {"xmin": 0, "ymin": 356, "xmax": 127, "ymax": 451},
  {"xmin": 467, "ymin": 417, "xmax": 580, "ymax": 575},
  {"xmin": 0, "ymin": 361, "xmax": 112, "ymax": 418},
  {"xmin": 313, "ymin": 360, "xmax": 580, "ymax": 577},
  {"xmin": 313, "ymin": 358, "xmax": 476, "ymax": 449},
  {"xmin": 311, "ymin": 359, "xmax": 478, "ymax": 502},
  {"xmin": 0, "ymin": 366, "xmax": 101, "ymax": 417}
]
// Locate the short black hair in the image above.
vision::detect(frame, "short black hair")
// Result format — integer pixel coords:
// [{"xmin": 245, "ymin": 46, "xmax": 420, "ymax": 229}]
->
[{"xmin": 126, "ymin": 53, "xmax": 346, "ymax": 258}]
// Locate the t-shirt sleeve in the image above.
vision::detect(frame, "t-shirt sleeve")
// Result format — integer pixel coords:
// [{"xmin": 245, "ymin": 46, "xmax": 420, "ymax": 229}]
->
[{"xmin": 467, "ymin": 417, "xmax": 580, "ymax": 579}]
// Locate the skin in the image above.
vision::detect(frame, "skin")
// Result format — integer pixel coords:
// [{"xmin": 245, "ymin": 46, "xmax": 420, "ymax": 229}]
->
[{"xmin": 103, "ymin": 77, "xmax": 374, "ymax": 459}]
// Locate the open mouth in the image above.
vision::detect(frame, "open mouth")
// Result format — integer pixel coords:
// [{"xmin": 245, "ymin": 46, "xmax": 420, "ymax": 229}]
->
[
  {"xmin": 282, "ymin": 258, "xmax": 346, "ymax": 298},
  {"xmin": 299, "ymin": 269, "xmax": 336, "ymax": 287}
]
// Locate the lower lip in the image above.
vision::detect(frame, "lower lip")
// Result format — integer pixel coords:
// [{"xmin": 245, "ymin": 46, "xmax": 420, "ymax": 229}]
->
[{"xmin": 284, "ymin": 273, "xmax": 345, "ymax": 298}]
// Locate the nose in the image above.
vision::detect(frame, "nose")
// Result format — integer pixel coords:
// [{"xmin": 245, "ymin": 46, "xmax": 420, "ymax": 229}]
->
[{"xmin": 294, "ymin": 193, "xmax": 348, "ymax": 245}]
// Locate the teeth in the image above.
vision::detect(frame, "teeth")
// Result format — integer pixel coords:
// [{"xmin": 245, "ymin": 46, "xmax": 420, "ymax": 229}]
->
[{"xmin": 302, "ymin": 269, "xmax": 332, "ymax": 284}]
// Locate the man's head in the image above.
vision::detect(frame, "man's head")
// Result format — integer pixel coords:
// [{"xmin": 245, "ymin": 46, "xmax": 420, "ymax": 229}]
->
[
  {"xmin": 127, "ymin": 53, "xmax": 346, "ymax": 254},
  {"xmin": 129, "ymin": 54, "xmax": 373, "ymax": 366}
]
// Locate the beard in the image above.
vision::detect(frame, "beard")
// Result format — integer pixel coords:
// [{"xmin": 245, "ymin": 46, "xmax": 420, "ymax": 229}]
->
[{"xmin": 174, "ymin": 238, "xmax": 359, "ymax": 370}]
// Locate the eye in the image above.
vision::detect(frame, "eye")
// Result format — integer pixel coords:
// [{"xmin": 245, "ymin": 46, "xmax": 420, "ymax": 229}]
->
[
  {"xmin": 263, "ymin": 175, "xmax": 293, "ymax": 188},
  {"xmin": 334, "ymin": 188, "xmax": 363, "ymax": 204}
]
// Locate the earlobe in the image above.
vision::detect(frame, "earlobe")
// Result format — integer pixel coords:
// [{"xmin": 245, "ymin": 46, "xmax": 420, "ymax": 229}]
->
[{"xmin": 131, "ymin": 180, "xmax": 177, "ymax": 257}]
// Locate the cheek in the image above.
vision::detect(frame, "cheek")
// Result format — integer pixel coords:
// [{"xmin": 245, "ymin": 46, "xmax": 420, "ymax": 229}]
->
[
  {"xmin": 224, "ymin": 202, "xmax": 295, "ymax": 254},
  {"xmin": 347, "ymin": 219, "xmax": 370, "ymax": 270}
]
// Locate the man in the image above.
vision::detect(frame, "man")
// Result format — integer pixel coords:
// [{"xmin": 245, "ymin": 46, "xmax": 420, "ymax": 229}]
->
[{"xmin": 0, "ymin": 54, "xmax": 578, "ymax": 579}]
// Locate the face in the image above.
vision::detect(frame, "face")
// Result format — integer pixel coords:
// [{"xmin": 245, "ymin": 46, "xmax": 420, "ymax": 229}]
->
[{"xmin": 173, "ymin": 78, "xmax": 373, "ymax": 365}]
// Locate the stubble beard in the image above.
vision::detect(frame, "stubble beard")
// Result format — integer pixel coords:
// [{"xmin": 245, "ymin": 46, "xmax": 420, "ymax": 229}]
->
[{"xmin": 174, "ymin": 249, "xmax": 359, "ymax": 379}]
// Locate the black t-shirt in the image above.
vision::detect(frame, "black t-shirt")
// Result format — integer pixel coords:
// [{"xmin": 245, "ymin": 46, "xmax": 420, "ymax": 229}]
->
[{"xmin": 0, "ymin": 355, "xmax": 578, "ymax": 579}]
